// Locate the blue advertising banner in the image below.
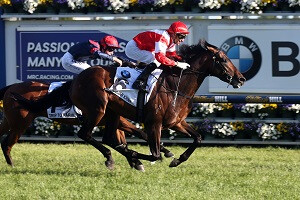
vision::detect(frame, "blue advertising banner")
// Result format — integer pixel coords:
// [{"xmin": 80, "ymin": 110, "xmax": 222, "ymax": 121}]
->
[
  {"xmin": 16, "ymin": 30, "xmax": 128, "ymax": 82},
  {"xmin": 0, "ymin": 9, "xmax": 6, "ymax": 87}
]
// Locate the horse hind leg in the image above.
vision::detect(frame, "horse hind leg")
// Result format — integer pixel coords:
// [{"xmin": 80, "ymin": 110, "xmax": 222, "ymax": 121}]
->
[
  {"xmin": 77, "ymin": 113, "xmax": 115, "ymax": 170},
  {"xmin": 0, "ymin": 118, "xmax": 24, "ymax": 167},
  {"xmin": 0, "ymin": 119, "xmax": 10, "ymax": 166},
  {"xmin": 102, "ymin": 112, "xmax": 144, "ymax": 171},
  {"xmin": 0, "ymin": 118, "xmax": 13, "ymax": 166},
  {"xmin": 102, "ymin": 129, "xmax": 143, "ymax": 171}
]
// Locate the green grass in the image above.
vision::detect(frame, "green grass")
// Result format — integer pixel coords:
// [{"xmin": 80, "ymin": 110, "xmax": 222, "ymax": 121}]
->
[{"xmin": 0, "ymin": 143, "xmax": 299, "ymax": 200}]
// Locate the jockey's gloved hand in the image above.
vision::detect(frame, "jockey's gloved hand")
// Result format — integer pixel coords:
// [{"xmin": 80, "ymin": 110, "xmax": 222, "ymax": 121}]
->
[
  {"xmin": 176, "ymin": 62, "xmax": 190, "ymax": 70},
  {"xmin": 113, "ymin": 57, "xmax": 123, "ymax": 67}
]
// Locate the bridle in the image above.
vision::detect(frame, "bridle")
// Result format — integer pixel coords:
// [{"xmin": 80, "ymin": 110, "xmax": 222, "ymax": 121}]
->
[
  {"xmin": 211, "ymin": 50, "xmax": 233, "ymax": 86},
  {"xmin": 157, "ymin": 46, "xmax": 234, "ymax": 106}
]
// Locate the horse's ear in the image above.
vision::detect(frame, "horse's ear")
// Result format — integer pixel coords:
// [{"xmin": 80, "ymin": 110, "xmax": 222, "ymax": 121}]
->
[{"xmin": 200, "ymin": 39, "xmax": 208, "ymax": 50}]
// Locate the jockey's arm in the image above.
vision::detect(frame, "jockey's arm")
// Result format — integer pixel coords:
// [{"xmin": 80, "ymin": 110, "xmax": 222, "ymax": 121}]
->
[
  {"xmin": 155, "ymin": 52, "xmax": 177, "ymax": 66},
  {"xmin": 155, "ymin": 52, "xmax": 190, "ymax": 70},
  {"xmin": 94, "ymin": 51, "xmax": 123, "ymax": 66},
  {"xmin": 166, "ymin": 51, "xmax": 182, "ymax": 61},
  {"xmin": 118, "ymin": 57, "xmax": 137, "ymax": 68}
]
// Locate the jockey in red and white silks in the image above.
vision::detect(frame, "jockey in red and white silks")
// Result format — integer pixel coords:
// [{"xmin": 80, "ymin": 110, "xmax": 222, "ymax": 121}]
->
[
  {"xmin": 62, "ymin": 35, "xmax": 123, "ymax": 74},
  {"xmin": 125, "ymin": 21, "xmax": 191, "ymax": 91},
  {"xmin": 125, "ymin": 29, "xmax": 182, "ymax": 66}
]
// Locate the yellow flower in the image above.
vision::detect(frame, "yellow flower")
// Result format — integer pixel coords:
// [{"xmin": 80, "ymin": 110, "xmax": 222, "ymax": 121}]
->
[
  {"xmin": 83, "ymin": 0, "xmax": 97, "ymax": 7},
  {"xmin": 0, "ymin": 0, "xmax": 12, "ymax": 6},
  {"xmin": 129, "ymin": 0, "xmax": 138, "ymax": 6},
  {"xmin": 53, "ymin": 121, "xmax": 61, "ymax": 129},
  {"xmin": 38, "ymin": 0, "xmax": 53, "ymax": 5},
  {"xmin": 170, "ymin": 0, "xmax": 184, "ymax": 5},
  {"xmin": 0, "ymin": 100, "xmax": 3, "ymax": 109},
  {"xmin": 262, "ymin": 104, "xmax": 277, "ymax": 110},
  {"xmin": 276, "ymin": 123, "xmax": 289, "ymax": 133},
  {"xmin": 230, "ymin": 122, "xmax": 244, "ymax": 131},
  {"xmin": 220, "ymin": 103, "xmax": 233, "ymax": 110},
  {"xmin": 262, "ymin": 0, "xmax": 277, "ymax": 4},
  {"xmin": 222, "ymin": 0, "xmax": 233, "ymax": 6}
]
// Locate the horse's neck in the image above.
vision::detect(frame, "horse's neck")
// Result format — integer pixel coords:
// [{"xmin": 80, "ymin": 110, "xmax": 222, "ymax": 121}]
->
[
  {"xmin": 180, "ymin": 72, "xmax": 205, "ymax": 97},
  {"xmin": 162, "ymin": 69, "xmax": 205, "ymax": 99}
]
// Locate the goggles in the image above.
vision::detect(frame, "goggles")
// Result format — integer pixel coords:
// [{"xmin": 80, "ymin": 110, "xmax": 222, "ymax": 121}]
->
[
  {"xmin": 106, "ymin": 47, "xmax": 117, "ymax": 52},
  {"xmin": 176, "ymin": 34, "xmax": 187, "ymax": 40}
]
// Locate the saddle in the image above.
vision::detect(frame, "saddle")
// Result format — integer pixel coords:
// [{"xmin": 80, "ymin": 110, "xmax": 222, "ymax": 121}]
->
[
  {"xmin": 47, "ymin": 82, "xmax": 82, "ymax": 119},
  {"xmin": 106, "ymin": 66, "xmax": 163, "ymax": 122}
]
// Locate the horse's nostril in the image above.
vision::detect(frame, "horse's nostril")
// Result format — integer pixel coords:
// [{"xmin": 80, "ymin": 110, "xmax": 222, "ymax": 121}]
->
[{"xmin": 239, "ymin": 77, "xmax": 246, "ymax": 82}]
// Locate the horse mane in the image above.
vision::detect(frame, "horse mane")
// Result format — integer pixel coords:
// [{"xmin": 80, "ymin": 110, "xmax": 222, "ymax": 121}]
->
[{"xmin": 178, "ymin": 39, "xmax": 218, "ymax": 62}]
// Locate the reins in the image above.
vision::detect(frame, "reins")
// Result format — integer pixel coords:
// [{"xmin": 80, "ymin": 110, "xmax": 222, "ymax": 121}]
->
[
  {"xmin": 172, "ymin": 68, "xmax": 183, "ymax": 106},
  {"xmin": 153, "ymin": 42, "xmax": 231, "ymax": 106},
  {"xmin": 212, "ymin": 50, "xmax": 233, "ymax": 87}
]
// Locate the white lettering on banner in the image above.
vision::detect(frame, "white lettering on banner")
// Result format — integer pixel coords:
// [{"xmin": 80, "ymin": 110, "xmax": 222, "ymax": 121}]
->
[
  {"xmin": 269, "ymin": 97, "xmax": 283, "ymax": 103},
  {"xmin": 27, "ymin": 42, "xmax": 35, "ymax": 52},
  {"xmin": 27, "ymin": 74, "xmax": 74, "ymax": 80},
  {"xmin": 27, "ymin": 42, "xmax": 75, "ymax": 53},
  {"xmin": 117, "ymin": 42, "xmax": 126, "ymax": 52},
  {"xmin": 215, "ymin": 96, "xmax": 228, "ymax": 102},
  {"xmin": 90, "ymin": 59, "xmax": 112, "ymax": 66},
  {"xmin": 208, "ymin": 25, "xmax": 300, "ymax": 94},
  {"xmin": 27, "ymin": 57, "xmax": 62, "ymax": 67}
]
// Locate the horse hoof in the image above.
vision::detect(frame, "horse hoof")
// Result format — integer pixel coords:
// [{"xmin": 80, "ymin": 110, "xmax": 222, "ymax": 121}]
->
[
  {"xmin": 164, "ymin": 151, "xmax": 174, "ymax": 158},
  {"xmin": 134, "ymin": 164, "xmax": 145, "ymax": 172},
  {"xmin": 150, "ymin": 161, "xmax": 156, "ymax": 165},
  {"xmin": 105, "ymin": 160, "xmax": 115, "ymax": 170},
  {"xmin": 169, "ymin": 158, "xmax": 181, "ymax": 167}
]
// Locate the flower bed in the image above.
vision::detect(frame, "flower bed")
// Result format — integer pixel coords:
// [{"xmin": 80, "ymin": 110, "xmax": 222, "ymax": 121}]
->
[
  {"xmin": 189, "ymin": 103, "xmax": 300, "ymax": 141},
  {"xmin": 1, "ymin": 100, "xmax": 300, "ymax": 141},
  {"xmin": 0, "ymin": 0, "xmax": 299, "ymax": 14}
]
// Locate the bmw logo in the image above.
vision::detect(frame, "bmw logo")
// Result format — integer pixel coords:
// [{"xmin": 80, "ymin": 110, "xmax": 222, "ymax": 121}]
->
[
  {"xmin": 121, "ymin": 70, "xmax": 131, "ymax": 79},
  {"xmin": 220, "ymin": 36, "xmax": 262, "ymax": 80}
]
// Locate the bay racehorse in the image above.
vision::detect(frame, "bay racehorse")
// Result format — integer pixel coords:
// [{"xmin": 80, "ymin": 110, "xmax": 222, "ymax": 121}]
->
[
  {"xmin": 0, "ymin": 81, "xmax": 173, "ymax": 171},
  {"xmin": 13, "ymin": 40, "xmax": 246, "ymax": 169}
]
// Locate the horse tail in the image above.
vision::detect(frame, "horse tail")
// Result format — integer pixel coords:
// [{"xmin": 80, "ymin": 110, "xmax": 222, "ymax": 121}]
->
[
  {"xmin": 11, "ymin": 81, "xmax": 72, "ymax": 112},
  {"xmin": 0, "ymin": 85, "xmax": 12, "ymax": 100}
]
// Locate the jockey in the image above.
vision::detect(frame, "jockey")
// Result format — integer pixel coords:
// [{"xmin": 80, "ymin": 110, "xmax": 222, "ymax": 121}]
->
[
  {"xmin": 125, "ymin": 21, "xmax": 190, "ymax": 92},
  {"xmin": 62, "ymin": 35, "xmax": 123, "ymax": 74}
]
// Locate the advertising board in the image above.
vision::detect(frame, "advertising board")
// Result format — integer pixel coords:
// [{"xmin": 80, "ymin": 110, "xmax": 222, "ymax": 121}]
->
[
  {"xmin": 16, "ymin": 29, "xmax": 128, "ymax": 82},
  {"xmin": 208, "ymin": 25, "xmax": 300, "ymax": 94},
  {"xmin": 15, "ymin": 24, "xmax": 191, "ymax": 83}
]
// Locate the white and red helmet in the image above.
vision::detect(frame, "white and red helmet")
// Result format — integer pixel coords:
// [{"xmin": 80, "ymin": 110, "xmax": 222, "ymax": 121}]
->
[
  {"xmin": 100, "ymin": 35, "xmax": 120, "ymax": 49},
  {"xmin": 167, "ymin": 21, "xmax": 189, "ymax": 35}
]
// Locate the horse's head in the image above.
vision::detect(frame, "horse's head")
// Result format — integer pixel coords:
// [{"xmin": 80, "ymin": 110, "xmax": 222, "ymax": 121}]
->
[
  {"xmin": 203, "ymin": 40, "xmax": 246, "ymax": 88},
  {"xmin": 180, "ymin": 40, "xmax": 246, "ymax": 89}
]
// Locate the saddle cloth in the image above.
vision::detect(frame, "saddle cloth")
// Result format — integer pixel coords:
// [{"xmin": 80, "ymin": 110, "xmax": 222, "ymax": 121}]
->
[
  {"xmin": 107, "ymin": 67, "xmax": 163, "ymax": 107},
  {"xmin": 47, "ymin": 82, "xmax": 82, "ymax": 119}
]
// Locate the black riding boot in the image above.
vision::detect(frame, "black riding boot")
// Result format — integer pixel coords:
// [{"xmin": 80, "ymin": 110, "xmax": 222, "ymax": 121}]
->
[{"xmin": 132, "ymin": 63, "xmax": 157, "ymax": 92}]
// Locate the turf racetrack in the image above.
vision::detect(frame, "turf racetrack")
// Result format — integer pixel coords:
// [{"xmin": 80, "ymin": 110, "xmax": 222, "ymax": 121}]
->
[{"xmin": 0, "ymin": 143, "xmax": 299, "ymax": 200}]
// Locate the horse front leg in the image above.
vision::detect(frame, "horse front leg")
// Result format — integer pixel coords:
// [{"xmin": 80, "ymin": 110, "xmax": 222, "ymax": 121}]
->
[
  {"xmin": 169, "ymin": 120, "xmax": 201, "ymax": 167},
  {"xmin": 145, "ymin": 122, "xmax": 163, "ymax": 162}
]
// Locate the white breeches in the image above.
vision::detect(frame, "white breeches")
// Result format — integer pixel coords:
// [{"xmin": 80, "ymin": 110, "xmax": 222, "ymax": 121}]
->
[
  {"xmin": 62, "ymin": 52, "xmax": 91, "ymax": 74},
  {"xmin": 125, "ymin": 40, "xmax": 155, "ymax": 64}
]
